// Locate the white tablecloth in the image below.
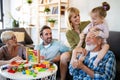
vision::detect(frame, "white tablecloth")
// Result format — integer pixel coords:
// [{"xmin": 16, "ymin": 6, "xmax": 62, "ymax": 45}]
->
[{"xmin": 0, "ymin": 63, "xmax": 58, "ymax": 80}]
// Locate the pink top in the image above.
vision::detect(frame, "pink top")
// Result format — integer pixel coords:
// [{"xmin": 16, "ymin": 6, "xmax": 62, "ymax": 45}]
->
[{"xmin": 83, "ymin": 22, "xmax": 109, "ymax": 39}]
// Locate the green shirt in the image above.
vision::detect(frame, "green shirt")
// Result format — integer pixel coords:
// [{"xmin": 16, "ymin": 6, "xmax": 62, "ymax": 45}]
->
[{"xmin": 66, "ymin": 21, "xmax": 90, "ymax": 50}]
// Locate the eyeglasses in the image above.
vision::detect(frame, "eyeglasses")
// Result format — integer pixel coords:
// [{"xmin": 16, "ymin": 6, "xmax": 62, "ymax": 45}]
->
[{"xmin": 9, "ymin": 36, "xmax": 16, "ymax": 40}]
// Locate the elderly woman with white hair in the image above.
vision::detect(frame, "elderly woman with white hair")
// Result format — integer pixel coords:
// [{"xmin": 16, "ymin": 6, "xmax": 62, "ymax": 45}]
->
[{"xmin": 0, "ymin": 30, "xmax": 26, "ymax": 66}]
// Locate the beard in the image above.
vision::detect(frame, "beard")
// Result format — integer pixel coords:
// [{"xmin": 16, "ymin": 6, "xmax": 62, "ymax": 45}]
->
[
  {"xmin": 46, "ymin": 37, "xmax": 52, "ymax": 44},
  {"xmin": 85, "ymin": 44, "xmax": 97, "ymax": 51}
]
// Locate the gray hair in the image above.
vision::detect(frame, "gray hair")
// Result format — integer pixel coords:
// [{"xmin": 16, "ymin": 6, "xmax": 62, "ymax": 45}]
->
[{"xmin": 1, "ymin": 31, "xmax": 15, "ymax": 43}]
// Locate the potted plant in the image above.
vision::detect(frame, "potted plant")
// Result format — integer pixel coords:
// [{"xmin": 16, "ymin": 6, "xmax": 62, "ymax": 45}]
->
[
  {"xmin": 44, "ymin": 7, "xmax": 50, "ymax": 14},
  {"xmin": 12, "ymin": 19, "xmax": 19, "ymax": 27},
  {"xmin": 27, "ymin": 0, "xmax": 32, "ymax": 4},
  {"xmin": 8, "ymin": 12, "xmax": 19, "ymax": 28},
  {"xmin": 47, "ymin": 18, "xmax": 56, "ymax": 27}
]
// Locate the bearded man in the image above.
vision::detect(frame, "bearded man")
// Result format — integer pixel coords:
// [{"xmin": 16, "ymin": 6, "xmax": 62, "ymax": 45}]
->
[{"xmin": 69, "ymin": 32, "xmax": 116, "ymax": 80}]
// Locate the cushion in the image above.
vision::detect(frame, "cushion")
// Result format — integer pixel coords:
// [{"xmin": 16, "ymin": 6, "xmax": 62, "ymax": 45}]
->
[{"xmin": 14, "ymin": 32, "xmax": 25, "ymax": 42}]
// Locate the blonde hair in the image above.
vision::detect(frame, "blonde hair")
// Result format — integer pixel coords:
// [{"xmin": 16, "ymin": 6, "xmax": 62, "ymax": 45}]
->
[
  {"xmin": 1, "ymin": 31, "xmax": 15, "ymax": 43},
  {"xmin": 65, "ymin": 7, "xmax": 80, "ymax": 30}
]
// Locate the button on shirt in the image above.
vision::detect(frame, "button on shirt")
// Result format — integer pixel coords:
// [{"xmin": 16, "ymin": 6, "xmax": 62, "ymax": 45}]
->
[
  {"xmin": 34, "ymin": 40, "xmax": 71, "ymax": 61},
  {"xmin": 69, "ymin": 50, "xmax": 116, "ymax": 80}
]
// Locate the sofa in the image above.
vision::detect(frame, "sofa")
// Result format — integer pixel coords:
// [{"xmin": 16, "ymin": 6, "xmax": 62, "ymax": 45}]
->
[
  {"xmin": 0, "ymin": 28, "xmax": 34, "ymax": 48},
  {"xmin": 107, "ymin": 31, "xmax": 120, "ymax": 80}
]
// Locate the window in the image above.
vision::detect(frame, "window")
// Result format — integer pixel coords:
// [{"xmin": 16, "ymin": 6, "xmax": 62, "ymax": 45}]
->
[{"xmin": 0, "ymin": 0, "xmax": 3, "ymax": 28}]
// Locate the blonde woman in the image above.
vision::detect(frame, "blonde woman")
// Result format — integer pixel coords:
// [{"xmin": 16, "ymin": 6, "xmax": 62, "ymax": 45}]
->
[
  {"xmin": 65, "ymin": 7, "xmax": 90, "ymax": 50},
  {"xmin": 60, "ymin": 7, "xmax": 90, "ymax": 80}
]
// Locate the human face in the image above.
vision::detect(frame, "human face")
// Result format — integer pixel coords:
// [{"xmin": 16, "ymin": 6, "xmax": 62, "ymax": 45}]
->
[
  {"xmin": 85, "ymin": 32, "xmax": 100, "ymax": 52},
  {"xmin": 70, "ymin": 13, "xmax": 80, "ymax": 27},
  {"xmin": 41, "ymin": 29, "xmax": 52, "ymax": 45},
  {"xmin": 85, "ymin": 43, "xmax": 97, "ymax": 51},
  {"xmin": 91, "ymin": 12, "xmax": 104, "ymax": 26},
  {"xmin": 8, "ymin": 35, "xmax": 17, "ymax": 46}
]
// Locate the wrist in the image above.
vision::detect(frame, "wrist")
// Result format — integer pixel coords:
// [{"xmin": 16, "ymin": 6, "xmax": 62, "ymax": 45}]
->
[{"xmin": 78, "ymin": 62, "xmax": 85, "ymax": 70}]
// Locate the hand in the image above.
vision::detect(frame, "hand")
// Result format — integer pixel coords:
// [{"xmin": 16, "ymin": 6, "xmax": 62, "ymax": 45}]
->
[
  {"xmin": 75, "ymin": 47, "xmax": 87, "ymax": 56},
  {"xmin": 71, "ymin": 47, "xmax": 86, "ymax": 61},
  {"xmin": 9, "ymin": 56, "xmax": 23, "ymax": 63},
  {"xmin": 79, "ymin": 33, "xmax": 85, "ymax": 40},
  {"xmin": 71, "ymin": 58, "xmax": 85, "ymax": 69},
  {"xmin": 93, "ymin": 31, "xmax": 100, "ymax": 37},
  {"xmin": 90, "ymin": 27, "xmax": 100, "ymax": 37},
  {"xmin": 77, "ymin": 53, "xmax": 86, "ymax": 61},
  {"xmin": 70, "ymin": 59, "xmax": 78, "ymax": 68},
  {"xmin": 40, "ymin": 56, "xmax": 45, "ymax": 60},
  {"xmin": 71, "ymin": 47, "xmax": 86, "ymax": 68},
  {"xmin": 77, "ymin": 59, "xmax": 84, "ymax": 69},
  {"xmin": 89, "ymin": 26, "xmax": 99, "ymax": 32}
]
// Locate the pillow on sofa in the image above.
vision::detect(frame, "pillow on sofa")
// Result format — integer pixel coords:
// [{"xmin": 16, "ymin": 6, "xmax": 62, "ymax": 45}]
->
[{"xmin": 14, "ymin": 32, "xmax": 25, "ymax": 43}]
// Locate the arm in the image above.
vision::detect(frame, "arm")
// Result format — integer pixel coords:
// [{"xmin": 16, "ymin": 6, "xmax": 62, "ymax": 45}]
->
[
  {"xmin": 77, "ymin": 22, "xmax": 92, "ymax": 48},
  {"xmin": 51, "ymin": 55, "xmax": 60, "ymax": 62},
  {"xmin": 21, "ymin": 45, "xmax": 27, "ymax": 60},
  {"xmin": 76, "ymin": 33, "xmax": 85, "ymax": 47},
  {"xmin": 96, "ymin": 44, "xmax": 109, "ymax": 60},
  {"xmin": 0, "ymin": 48, "xmax": 9, "ymax": 66},
  {"xmin": 0, "ymin": 61, "xmax": 10, "ymax": 66},
  {"xmin": 0, "ymin": 56, "xmax": 23, "ymax": 66}
]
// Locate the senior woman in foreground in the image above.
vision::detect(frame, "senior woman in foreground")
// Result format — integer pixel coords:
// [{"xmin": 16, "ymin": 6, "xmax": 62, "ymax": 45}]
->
[{"xmin": 0, "ymin": 31, "xmax": 26, "ymax": 66}]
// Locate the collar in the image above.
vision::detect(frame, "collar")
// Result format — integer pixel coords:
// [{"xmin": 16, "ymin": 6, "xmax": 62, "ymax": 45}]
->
[{"xmin": 41, "ymin": 40, "xmax": 53, "ymax": 48}]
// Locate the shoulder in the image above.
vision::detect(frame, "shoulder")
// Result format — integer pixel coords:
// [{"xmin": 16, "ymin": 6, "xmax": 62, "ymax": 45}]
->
[
  {"xmin": 52, "ymin": 40, "xmax": 65, "ymax": 46},
  {"xmin": 104, "ymin": 50, "xmax": 116, "ymax": 59},
  {"xmin": 34, "ymin": 44, "xmax": 41, "ymax": 50},
  {"xmin": 80, "ymin": 21, "xmax": 91, "ymax": 30},
  {"xmin": 80, "ymin": 21, "xmax": 90, "ymax": 26},
  {"xmin": 0, "ymin": 45, "xmax": 7, "ymax": 49},
  {"xmin": 17, "ymin": 43, "xmax": 25, "ymax": 48},
  {"xmin": 0, "ymin": 45, "xmax": 7, "ymax": 50},
  {"xmin": 52, "ymin": 39, "xmax": 61, "ymax": 44},
  {"xmin": 66, "ymin": 29, "xmax": 74, "ymax": 36},
  {"xmin": 0, "ymin": 45, "xmax": 7, "ymax": 55},
  {"xmin": 17, "ymin": 43, "xmax": 26, "ymax": 50},
  {"xmin": 66, "ymin": 30, "xmax": 72, "ymax": 34}
]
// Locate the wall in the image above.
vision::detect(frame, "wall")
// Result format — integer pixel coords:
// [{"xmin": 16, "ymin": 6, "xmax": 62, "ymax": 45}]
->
[
  {"xmin": 69, "ymin": 0, "xmax": 120, "ymax": 31},
  {"xmin": 2, "ymin": 0, "xmax": 120, "ymax": 45},
  {"xmin": 5, "ymin": 0, "xmax": 120, "ymax": 31},
  {"xmin": 3, "ymin": 0, "xmax": 11, "ymax": 28}
]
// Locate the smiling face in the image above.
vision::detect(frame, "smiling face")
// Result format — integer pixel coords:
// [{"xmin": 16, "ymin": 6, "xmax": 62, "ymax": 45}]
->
[
  {"xmin": 85, "ymin": 32, "xmax": 102, "ymax": 52},
  {"xmin": 90, "ymin": 12, "xmax": 104, "ymax": 26},
  {"xmin": 70, "ymin": 13, "xmax": 80, "ymax": 28},
  {"xmin": 7, "ymin": 35, "xmax": 18, "ymax": 46},
  {"xmin": 40, "ymin": 28, "xmax": 52, "ymax": 45}
]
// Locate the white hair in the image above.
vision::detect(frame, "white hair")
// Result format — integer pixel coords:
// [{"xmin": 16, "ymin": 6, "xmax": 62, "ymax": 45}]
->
[{"xmin": 1, "ymin": 31, "xmax": 15, "ymax": 43}]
